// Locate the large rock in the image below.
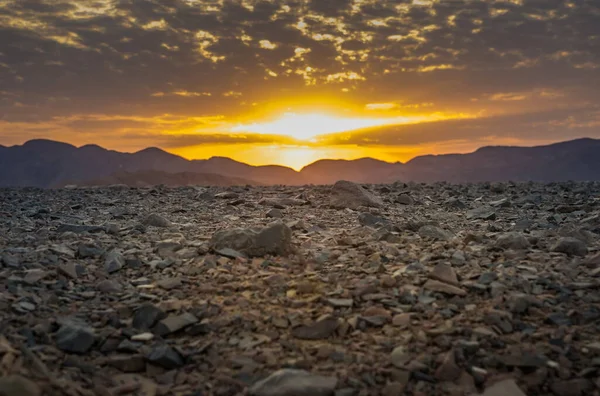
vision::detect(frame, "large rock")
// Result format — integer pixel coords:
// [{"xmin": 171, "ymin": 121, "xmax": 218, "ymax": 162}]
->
[
  {"xmin": 330, "ymin": 181, "xmax": 383, "ymax": 209},
  {"xmin": 55, "ymin": 321, "xmax": 96, "ymax": 353},
  {"xmin": 249, "ymin": 369, "xmax": 337, "ymax": 396},
  {"xmin": 552, "ymin": 237, "xmax": 588, "ymax": 257},
  {"xmin": 210, "ymin": 222, "xmax": 292, "ymax": 257}
]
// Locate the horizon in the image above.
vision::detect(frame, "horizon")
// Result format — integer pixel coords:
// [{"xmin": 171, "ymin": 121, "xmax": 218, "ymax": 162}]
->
[
  {"xmin": 1, "ymin": 0, "xmax": 599, "ymax": 169},
  {"xmin": 4, "ymin": 135, "xmax": 596, "ymax": 172}
]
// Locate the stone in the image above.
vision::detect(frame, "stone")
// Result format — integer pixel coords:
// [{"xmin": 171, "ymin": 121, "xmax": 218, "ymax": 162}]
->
[
  {"xmin": 266, "ymin": 208, "xmax": 283, "ymax": 218},
  {"xmin": 476, "ymin": 379, "xmax": 527, "ymax": 396},
  {"xmin": 23, "ymin": 269, "xmax": 49, "ymax": 285},
  {"xmin": 552, "ymin": 237, "xmax": 588, "ymax": 257},
  {"xmin": 429, "ymin": 263, "xmax": 459, "ymax": 285},
  {"xmin": 77, "ymin": 243, "xmax": 104, "ymax": 258},
  {"xmin": 326, "ymin": 298, "xmax": 354, "ymax": 308},
  {"xmin": 132, "ymin": 303, "xmax": 167, "ymax": 330},
  {"xmin": 330, "ymin": 180, "xmax": 383, "ymax": 209},
  {"xmin": 108, "ymin": 355, "xmax": 146, "ymax": 372},
  {"xmin": 154, "ymin": 313, "xmax": 199, "ymax": 336},
  {"xmin": 291, "ymin": 318, "xmax": 339, "ymax": 340},
  {"xmin": 435, "ymin": 350, "xmax": 461, "ymax": 381},
  {"xmin": 145, "ymin": 344, "xmax": 184, "ymax": 369},
  {"xmin": 418, "ymin": 225, "xmax": 453, "ymax": 241},
  {"xmin": 97, "ymin": 279, "xmax": 123, "ymax": 293},
  {"xmin": 253, "ymin": 222, "xmax": 293, "ymax": 256},
  {"xmin": 105, "ymin": 250, "xmax": 125, "ymax": 273},
  {"xmin": 249, "ymin": 369, "xmax": 337, "ymax": 396},
  {"xmin": 423, "ymin": 279, "xmax": 467, "ymax": 296},
  {"xmin": 396, "ymin": 194, "xmax": 414, "ymax": 205},
  {"xmin": 496, "ymin": 232, "xmax": 530, "ymax": 250},
  {"xmin": 358, "ymin": 212, "xmax": 389, "ymax": 227},
  {"xmin": 156, "ymin": 277, "xmax": 182, "ymax": 290},
  {"xmin": 142, "ymin": 213, "xmax": 171, "ymax": 227},
  {"xmin": 55, "ymin": 321, "xmax": 96, "ymax": 353},
  {"xmin": 391, "ymin": 346, "xmax": 410, "ymax": 368},
  {"xmin": 210, "ymin": 222, "xmax": 293, "ymax": 257},
  {"xmin": 467, "ymin": 207, "xmax": 496, "ymax": 220},
  {"xmin": 58, "ymin": 262, "xmax": 78, "ymax": 280},
  {"xmin": 392, "ymin": 313, "xmax": 412, "ymax": 328},
  {"xmin": 0, "ymin": 375, "xmax": 41, "ymax": 396}
]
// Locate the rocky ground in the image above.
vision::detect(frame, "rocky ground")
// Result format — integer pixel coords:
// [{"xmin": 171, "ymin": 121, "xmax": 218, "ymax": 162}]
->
[{"xmin": 0, "ymin": 180, "xmax": 600, "ymax": 396}]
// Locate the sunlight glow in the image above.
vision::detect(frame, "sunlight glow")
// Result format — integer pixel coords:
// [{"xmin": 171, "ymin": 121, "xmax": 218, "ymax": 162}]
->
[{"xmin": 230, "ymin": 112, "xmax": 434, "ymax": 141}]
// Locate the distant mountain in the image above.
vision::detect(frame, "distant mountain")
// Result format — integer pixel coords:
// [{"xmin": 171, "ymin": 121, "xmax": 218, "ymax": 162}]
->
[
  {"xmin": 395, "ymin": 137, "xmax": 600, "ymax": 183},
  {"xmin": 1, "ymin": 137, "xmax": 599, "ymax": 187},
  {"xmin": 0, "ymin": 139, "xmax": 302, "ymax": 187},
  {"xmin": 55, "ymin": 170, "xmax": 262, "ymax": 188}
]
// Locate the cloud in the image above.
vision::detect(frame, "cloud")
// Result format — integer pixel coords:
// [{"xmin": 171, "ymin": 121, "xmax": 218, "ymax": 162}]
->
[{"xmin": 0, "ymin": 0, "xmax": 598, "ymax": 151}]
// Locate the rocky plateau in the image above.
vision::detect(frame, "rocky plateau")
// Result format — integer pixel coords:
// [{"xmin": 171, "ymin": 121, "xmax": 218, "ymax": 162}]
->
[{"xmin": 1, "ymin": 180, "xmax": 600, "ymax": 396}]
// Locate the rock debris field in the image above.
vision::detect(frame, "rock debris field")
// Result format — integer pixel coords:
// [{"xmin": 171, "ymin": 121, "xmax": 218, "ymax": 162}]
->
[{"xmin": 1, "ymin": 180, "xmax": 600, "ymax": 396}]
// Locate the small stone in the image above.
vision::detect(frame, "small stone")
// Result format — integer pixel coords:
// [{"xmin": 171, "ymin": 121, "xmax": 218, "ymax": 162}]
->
[
  {"xmin": 58, "ymin": 262, "xmax": 78, "ymax": 280},
  {"xmin": 23, "ymin": 269, "xmax": 49, "ymax": 285},
  {"xmin": 210, "ymin": 222, "xmax": 292, "ymax": 257},
  {"xmin": 358, "ymin": 212, "xmax": 389, "ymax": 227},
  {"xmin": 507, "ymin": 293, "xmax": 531, "ymax": 314},
  {"xmin": 552, "ymin": 237, "xmax": 588, "ymax": 257},
  {"xmin": 476, "ymin": 379, "xmax": 527, "ymax": 396},
  {"xmin": 97, "ymin": 279, "xmax": 123, "ymax": 293},
  {"xmin": 467, "ymin": 207, "xmax": 496, "ymax": 220},
  {"xmin": 419, "ymin": 225, "xmax": 453, "ymax": 241},
  {"xmin": 156, "ymin": 277, "xmax": 182, "ymax": 290},
  {"xmin": 249, "ymin": 369, "xmax": 337, "ymax": 396},
  {"xmin": 132, "ymin": 303, "xmax": 167, "ymax": 330},
  {"xmin": 326, "ymin": 298, "xmax": 354, "ymax": 308},
  {"xmin": 435, "ymin": 350, "xmax": 461, "ymax": 381},
  {"xmin": 397, "ymin": 194, "xmax": 414, "ymax": 205},
  {"xmin": 1, "ymin": 254, "xmax": 20, "ymax": 268},
  {"xmin": 478, "ymin": 272, "xmax": 498, "ymax": 285},
  {"xmin": 423, "ymin": 279, "xmax": 467, "ymax": 296},
  {"xmin": 429, "ymin": 263, "xmax": 459, "ymax": 285},
  {"xmin": 391, "ymin": 346, "xmax": 410, "ymax": 368},
  {"xmin": 55, "ymin": 321, "xmax": 96, "ymax": 353},
  {"xmin": 131, "ymin": 333, "xmax": 154, "ymax": 342},
  {"xmin": 142, "ymin": 213, "xmax": 171, "ymax": 227},
  {"xmin": 382, "ymin": 381, "xmax": 406, "ymax": 396},
  {"xmin": 291, "ymin": 318, "xmax": 339, "ymax": 340},
  {"xmin": 451, "ymin": 251, "xmax": 466, "ymax": 266},
  {"xmin": 266, "ymin": 208, "xmax": 283, "ymax": 218},
  {"xmin": 380, "ymin": 275, "xmax": 396, "ymax": 288},
  {"xmin": 154, "ymin": 313, "xmax": 199, "ymax": 336},
  {"xmin": 108, "ymin": 355, "xmax": 146, "ymax": 373},
  {"xmin": 77, "ymin": 243, "xmax": 104, "ymax": 258},
  {"xmin": 145, "ymin": 344, "xmax": 184, "ymax": 369},
  {"xmin": 105, "ymin": 250, "xmax": 125, "ymax": 274},
  {"xmin": 496, "ymin": 232, "xmax": 530, "ymax": 250},
  {"xmin": 392, "ymin": 313, "xmax": 412, "ymax": 328}
]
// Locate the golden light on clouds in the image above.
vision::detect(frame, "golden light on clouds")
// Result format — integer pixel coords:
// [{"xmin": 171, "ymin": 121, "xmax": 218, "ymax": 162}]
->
[{"xmin": 229, "ymin": 112, "xmax": 445, "ymax": 141}]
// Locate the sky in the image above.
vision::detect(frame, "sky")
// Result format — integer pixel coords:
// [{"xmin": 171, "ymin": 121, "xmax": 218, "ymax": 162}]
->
[{"xmin": 1, "ymin": 0, "xmax": 599, "ymax": 169}]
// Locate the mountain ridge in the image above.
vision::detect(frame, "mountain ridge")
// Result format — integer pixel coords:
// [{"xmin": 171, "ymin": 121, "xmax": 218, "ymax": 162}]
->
[{"xmin": 1, "ymin": 137, "xmax": 599, "ymax": 187}]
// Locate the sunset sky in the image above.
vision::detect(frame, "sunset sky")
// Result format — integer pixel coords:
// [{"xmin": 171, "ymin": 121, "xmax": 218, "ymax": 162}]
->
[{"xmin": 1, "ymin": 0, "xmax": 599, "ymax": 169}]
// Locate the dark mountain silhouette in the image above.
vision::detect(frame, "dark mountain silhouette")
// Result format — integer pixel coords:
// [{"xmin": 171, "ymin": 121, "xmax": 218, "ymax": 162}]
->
[
  {"xmin": 394, "ymin": 137, "xmax": 600, "ymax": 183},
  {"xmin": 0, "ymin": 138, "xmax": 599, "ymax": 187}
]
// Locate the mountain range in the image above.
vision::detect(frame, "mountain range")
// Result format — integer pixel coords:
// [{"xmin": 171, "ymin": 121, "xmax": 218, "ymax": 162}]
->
[{"xmin": 1, "ymin": 138, "xmax": 599, "ymax": 187}]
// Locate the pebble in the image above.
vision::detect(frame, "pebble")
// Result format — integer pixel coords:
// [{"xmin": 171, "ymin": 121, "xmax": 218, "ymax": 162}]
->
[{"xmin": 249, "ymin": 369, "xmax": 338, "ymax": 396}]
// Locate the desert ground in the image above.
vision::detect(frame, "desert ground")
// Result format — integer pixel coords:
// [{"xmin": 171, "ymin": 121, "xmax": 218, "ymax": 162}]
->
[{"xmin": 0, "ymin": 180, "xmax": 599, "ymax": 396}]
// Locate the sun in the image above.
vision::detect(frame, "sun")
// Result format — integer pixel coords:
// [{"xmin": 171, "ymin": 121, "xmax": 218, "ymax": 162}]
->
[{"xmin": 230, "ymin": 112, "xmax": 426, "ymax": 141}]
